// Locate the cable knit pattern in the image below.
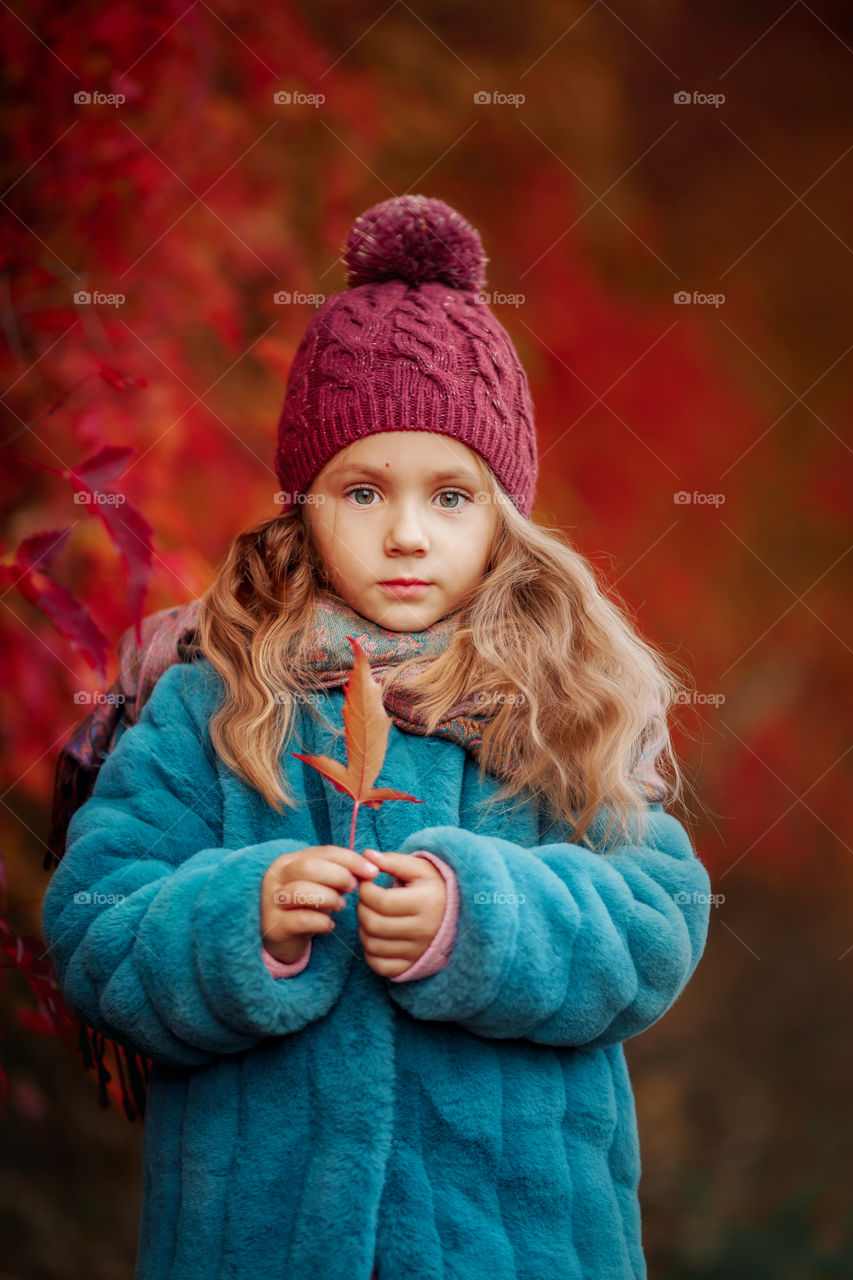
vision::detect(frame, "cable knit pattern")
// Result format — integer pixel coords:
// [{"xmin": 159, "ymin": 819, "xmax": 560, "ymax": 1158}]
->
[
  {"xmin": 41, "ymin": 658, "xmax": 712, "ymax": 1280},
  {"xmin": 274, "ymin": 194, "xmax": 538, "ymax": 517}
]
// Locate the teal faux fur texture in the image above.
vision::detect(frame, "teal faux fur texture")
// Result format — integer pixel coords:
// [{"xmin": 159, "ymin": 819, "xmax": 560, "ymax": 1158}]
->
[{"xmin": 42, "ymin": 660, "xmax": 711, "ymax": 1280}]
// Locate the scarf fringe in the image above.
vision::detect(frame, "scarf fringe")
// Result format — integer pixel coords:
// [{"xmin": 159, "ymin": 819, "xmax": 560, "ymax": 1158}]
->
[{"xmin": 76, "ymin": 1016, "xmax": 150, "ymax": 1122}]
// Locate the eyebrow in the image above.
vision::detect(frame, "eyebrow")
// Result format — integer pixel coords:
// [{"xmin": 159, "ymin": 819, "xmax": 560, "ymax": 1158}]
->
[{"xmin": 327, "ymin": 462, "xmax": 483, "ymax": 486}]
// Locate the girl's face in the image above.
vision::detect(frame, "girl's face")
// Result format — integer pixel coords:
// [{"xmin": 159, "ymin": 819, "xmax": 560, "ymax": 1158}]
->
[{"xmin": 305, "ymin": 431, "xmax": 498, "ymax": 632}]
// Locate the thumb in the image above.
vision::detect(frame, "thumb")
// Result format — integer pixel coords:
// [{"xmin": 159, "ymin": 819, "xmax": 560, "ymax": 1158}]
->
[{"xmin": 366, "ymin": 849, "xmax": 432, "ymax": 882}]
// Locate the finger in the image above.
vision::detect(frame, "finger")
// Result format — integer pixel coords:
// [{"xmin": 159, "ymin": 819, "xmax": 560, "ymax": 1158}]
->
[
  {"xmin": 358, "ymin": 926, "xmax": 420, "ymax": 960},
  {"xmin": 366, "ymin": 850, "xmax": 436, "ymax": 883},
  {"xmin": 271, "ymin": 879, "xmax": 345, "ymax": 913},
  {"xmin": 363, "ymin": 952, "xmax": 416, "ymax": 979},
  {"xmin": 280, "ymin": 854, "xmax": 376, "ymax": 895},
  {"xmin": 321, "ymin": 846, "xmax": 383, "ymax": 880},
  {"xmin": 269, "ymin": 908, "xmax": 336, "ymax": 936},
  {"xmin": 275, "ymin": 857, "xmax": 355, "ymax": 894},
  {"xmin": 357, "ymin": 897, "xmax": 421, "ymax": 935},
  {"xmin": 357, "ymin": 875, "xmax": 431, "ymax": 916}
]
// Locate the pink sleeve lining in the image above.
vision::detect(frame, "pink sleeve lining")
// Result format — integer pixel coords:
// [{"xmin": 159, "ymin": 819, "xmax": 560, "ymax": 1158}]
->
[
  {"xmin": 389, "ymin": 851, "xmax": 459, "ymax": 983},
  {"xmin": 262, "ymin": 940, "xmax": 312, "ymax": 978}
]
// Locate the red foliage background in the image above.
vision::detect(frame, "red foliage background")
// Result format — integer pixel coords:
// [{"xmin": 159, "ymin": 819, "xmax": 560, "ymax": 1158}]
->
[{"xmin": 1, "ymin": 0, "xmax": 851, "ymax": 1274}]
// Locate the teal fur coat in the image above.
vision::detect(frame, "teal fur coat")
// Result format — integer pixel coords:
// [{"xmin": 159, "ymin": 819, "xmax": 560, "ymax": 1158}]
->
[{"xmin": 41, "ymin": 658, "xmax": 712, "ymax": 1280}]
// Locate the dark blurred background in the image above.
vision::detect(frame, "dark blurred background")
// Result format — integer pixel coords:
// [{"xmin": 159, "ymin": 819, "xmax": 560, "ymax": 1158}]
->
[{"xmin": 1, "ymin": 1, "xmax": 851, "ymax": 1276}]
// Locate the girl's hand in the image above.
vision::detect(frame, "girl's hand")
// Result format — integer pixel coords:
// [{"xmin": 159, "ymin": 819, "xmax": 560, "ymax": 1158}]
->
[
  {"xmin": 357, "ymin": 849, "xmax": 447, "ymax": 978},
  {"xmin": 261, "ymin": 845, "xmax": 381, "ymax": 964}
]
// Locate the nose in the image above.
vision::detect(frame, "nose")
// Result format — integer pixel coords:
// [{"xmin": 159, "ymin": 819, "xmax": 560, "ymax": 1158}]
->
[{"xmin": 384, "ymin": 500, "xmax": 429, "ymax": 555}]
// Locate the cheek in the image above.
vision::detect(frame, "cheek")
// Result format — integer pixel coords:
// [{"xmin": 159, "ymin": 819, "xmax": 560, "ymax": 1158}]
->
[
  {"xmin": 459, "ymin": 519, "xmax": 493, "ymax": 568},
  {"xmin": 314, "ymin": 509, "xmax": 349, "ymax": 566},
  {"xmin": 321, "ymin": 530, "xmax": 363, "ymax": 587}
]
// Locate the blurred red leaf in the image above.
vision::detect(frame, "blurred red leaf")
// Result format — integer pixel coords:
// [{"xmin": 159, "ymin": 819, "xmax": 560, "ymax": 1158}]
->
[
  {"xmin": 1, "ymin": 529, "xmax": 110, "ymax": 677},
  {"xmin": 2, "ymin": 445, "xmax": 155, "ymax": 645},
  {"xmin": 69, "ymin": 442, "xmax": 133, "ymax": 491},
  {"xmin": 10, "ymin": 527, "xmax": 71, "ymax": 572},
  {"xmin": 15, "ymin": 568, "xmax": 110, "ymax": 677}
]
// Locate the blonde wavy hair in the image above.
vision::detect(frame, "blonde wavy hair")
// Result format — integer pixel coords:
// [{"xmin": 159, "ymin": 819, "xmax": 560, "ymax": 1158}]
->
[{"xmin": 196, "ymin": 457, "xmax": 698, "ymax": 853}]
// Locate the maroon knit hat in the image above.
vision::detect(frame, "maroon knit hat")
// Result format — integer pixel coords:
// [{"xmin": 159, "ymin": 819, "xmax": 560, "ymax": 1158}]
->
[{"xmin": 274, "ymin": 194, "xmax": 538, "ymax": 517}]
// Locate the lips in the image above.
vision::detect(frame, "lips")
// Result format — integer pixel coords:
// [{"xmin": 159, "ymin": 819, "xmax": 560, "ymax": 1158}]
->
[{"xmin": 380, "ymin": 580, "xmax": 432, "ymax": 598}]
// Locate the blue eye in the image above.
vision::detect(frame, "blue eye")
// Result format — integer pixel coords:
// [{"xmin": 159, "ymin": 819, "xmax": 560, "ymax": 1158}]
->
[
  {"xmin": 437, "ymin": 490, "xmax": 467, "ymax": 509},
  {"xmin": 347, "ymin": 486, "xmax": 376, "ymax": 506},
  {"xmin": 343, "ymin": 485, "xmax": 471, "ymax": 509}
]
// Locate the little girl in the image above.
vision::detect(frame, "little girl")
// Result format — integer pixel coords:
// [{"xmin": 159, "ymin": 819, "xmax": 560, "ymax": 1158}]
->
[{"xmin": 42, "ymin": 194, "xmax": 712, "ymax": 1280}]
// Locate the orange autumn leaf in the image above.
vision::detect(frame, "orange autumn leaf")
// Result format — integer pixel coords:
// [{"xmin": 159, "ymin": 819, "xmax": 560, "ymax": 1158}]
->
[{"xmin": 292, "ymin": 635, "xmax": 423, "ymax": 849}]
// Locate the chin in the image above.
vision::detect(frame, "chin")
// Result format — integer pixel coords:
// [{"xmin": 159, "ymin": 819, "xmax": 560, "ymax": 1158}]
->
[
  {"xmin": 372, "ymin": 603, "xmax": 440, "ymax": 630},
  {"xmin": 378, "ymin": 607, "xmax": 432, "ymax": 626}
]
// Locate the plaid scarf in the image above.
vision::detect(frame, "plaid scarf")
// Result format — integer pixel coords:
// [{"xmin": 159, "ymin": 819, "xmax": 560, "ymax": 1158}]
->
[{"xmin": 301, "ymin": 592, "xmax": 499, "ymax": 755}]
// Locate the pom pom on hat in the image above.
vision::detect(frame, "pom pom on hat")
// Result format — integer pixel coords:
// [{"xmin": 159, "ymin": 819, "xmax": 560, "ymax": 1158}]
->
[{"xmin": 343, "ymin": 193, "xmax": 488, "ymax": 293}]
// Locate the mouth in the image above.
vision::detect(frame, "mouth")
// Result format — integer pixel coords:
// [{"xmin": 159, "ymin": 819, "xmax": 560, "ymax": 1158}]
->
[{"xmin": 380, "ymin": 579, "xmax": 432, "ymax": 598}]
